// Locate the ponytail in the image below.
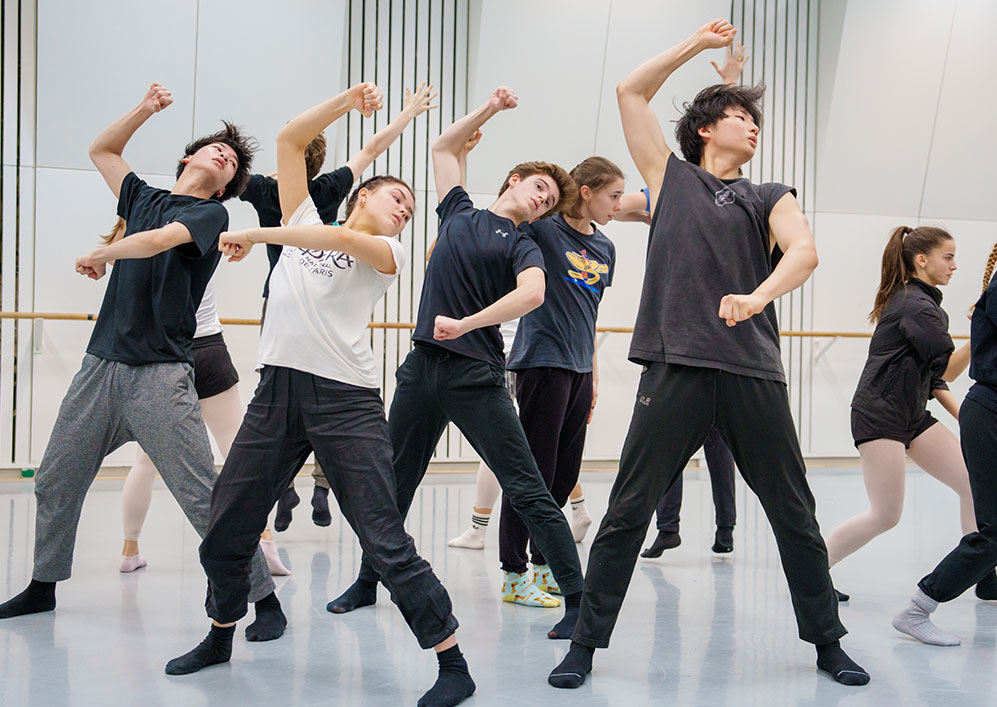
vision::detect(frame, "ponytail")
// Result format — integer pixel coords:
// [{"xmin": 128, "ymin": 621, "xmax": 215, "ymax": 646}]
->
[
  {"xmin": 564, "ymin": 156, "xmax": 625, "ymax": 220},
  {"xmin": 99, "ymin": 217, "xmax": 127, "ymax": 246},
  {"xmin": 869, "ymin": 225, "xmax": 953, "ymax": 323},
  {"xmin": 983, "ymin": 242, "xmax": 997, "ymax": 295}
]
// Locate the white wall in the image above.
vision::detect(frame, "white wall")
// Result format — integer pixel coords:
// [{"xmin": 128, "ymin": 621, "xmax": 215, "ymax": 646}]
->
[{"xmin": 3, "ymin": 0, "xmax": 995, "ymax": 466}]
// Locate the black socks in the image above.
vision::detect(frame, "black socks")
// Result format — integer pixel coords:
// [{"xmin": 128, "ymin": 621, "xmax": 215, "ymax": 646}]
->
[
  {"xmin": 245, "ymin": 591, "xmax": 287, "ymax": 642},
  {"xmin": 311, "ymin": 485, "xmax": 332, "ymax": 527},
  {"xmin": 417, "ymin": 645, "xmax": 475, "ymax": 707},
  {"xmin": 548, "ymin": 641, "xmax": 594, "ymax": 688},
  {"xmin": 327, "ymin": 578, "xmax": 378, "ymax": 614},
  {"xmin": 835, "ymin": 588, "xmax": 850, "ymax": 603},
  {"xmin": 816, "ymin": 640, "xmax": 870, "ymax": 686},
  {"xmin": 548, "ymin": 591, "xmax": 581, "ymax": 639},
  {"xmin": 274, "ymin": 486, "xmax": 300, "ymax": 532},
  {"xmin": 0, "ymin": 580, "xmax": 56, "ymax": 619},
  {"xmin": 712, "ymin": 526, "xmax": 734, "ymax": 553},
  {"xmin": 640, "ymin": 531, "xmax": 681, "ymax": 558},
  {"xmin": 976, "ymin": 570, "xmax": 997, "ymax": 600},
  {"xmin": 165, "ymin": 623, "xmax": 235, "ymax": 675}
]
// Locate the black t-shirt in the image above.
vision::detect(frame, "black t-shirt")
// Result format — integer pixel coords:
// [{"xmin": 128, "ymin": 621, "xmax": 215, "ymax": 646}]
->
[
  {"xmin": 239, "ymin": 167, "xmax": 355, "ymax": 297},
  {"xmin": 413, "ymin": 186, "xmax": 546, "ymax": 367},
  {"xmin": 629, "ymin": 153, "xmax": 794, "ymax": 382},
  {"xmin": 507, "ymin": 214, "xmax": 615, "ymax": 372},
  {"xmin": 86, "ymin": 172, "xmax": 226, "ymax": 365},
  {"xmin": 851, "ymin": 278, "xmax": 954, "ymax": 426},
  {"xmin": 966, "ymin": 277, "xmax": 997, "ymax": 413}
]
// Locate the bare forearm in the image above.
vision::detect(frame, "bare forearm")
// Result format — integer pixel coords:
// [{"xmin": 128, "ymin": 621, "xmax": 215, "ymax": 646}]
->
[
  {"xmin": 462, "ymin": 285, "xmax": 543, "ymax": 333},
  {"xmin": 252, "ymin": 224, "xmax": 353, "ymax": 251},
  {"xmin": 933, "ymin": 388, "xmax": 961, "ymax": 420},
  {"xmin": 279, "ymin": 91, "xmax": 353, "ymax": 150},
  {"xmin": 434, "ymin": 101, "xmax": 497, "ymax": 156},
  {"xmin": 89, "ymin": 103, "xmax": 154, "ymax": 158},
  {"xmin": 618, "ymin": 36, "xmax": 703, "ymax": 102},
  {"xmin": 752, "ymin": 242, "xmax": 818, "ymax": 305},
  {"xmin": 89, "ymin": 228, "xmax": 184, "ymax": 264},
  {"xmin": 943, "ymin": 342, "xmax": 972, "ymax": 382}
]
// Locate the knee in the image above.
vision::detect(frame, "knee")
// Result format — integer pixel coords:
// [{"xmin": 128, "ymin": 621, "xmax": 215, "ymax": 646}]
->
[{"xmin": 876, "ymin": 507, "xmax": 903, "ymax": 531}]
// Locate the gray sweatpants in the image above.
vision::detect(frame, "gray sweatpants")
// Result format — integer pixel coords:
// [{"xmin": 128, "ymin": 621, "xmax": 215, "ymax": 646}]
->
[{"xmin": 33, "ymin": 354, "xmax": 275, "ymax": 602}]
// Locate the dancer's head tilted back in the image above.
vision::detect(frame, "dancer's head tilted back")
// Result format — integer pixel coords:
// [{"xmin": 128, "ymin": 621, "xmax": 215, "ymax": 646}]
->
[
  {"xmin": 675, "ymin": 83, "xmax": 764, "ymax": 169},
  {"xmin": 871, "ymin": 226, "xmax": 956, "ymax": 323},
  {"xmin": 343, "ymin": 174, "xmax": 415, "ymax": 237},
  {"xmin": 564, "ymin": 157, "xmax": 625, "ymax": 226},
  {"xmin": 176, "ymin": 121, "xmax": 257, "ymax": 201},
  {"xmin": 495, "ymin": 161, "xmax": 576, "ymax": 224}
]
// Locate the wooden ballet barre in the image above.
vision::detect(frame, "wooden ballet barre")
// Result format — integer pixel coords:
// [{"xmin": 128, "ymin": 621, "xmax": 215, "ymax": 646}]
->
[{"xmin": 0, "ymin": 312, "xmax": 970, "ymax": 339}]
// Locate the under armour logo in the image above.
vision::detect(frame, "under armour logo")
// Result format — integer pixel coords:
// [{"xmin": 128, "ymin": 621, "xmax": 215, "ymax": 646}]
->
[
  {"xmin": 715, "ymin": 186, "xmax": 736, "ymax": 206},
  {"xmin": 638, "ymin": 395, "xmax": 652, "ymax": 407},
  {"xmin": 495, "ymin": 229, "xmax": 508, "ymax": 238}
]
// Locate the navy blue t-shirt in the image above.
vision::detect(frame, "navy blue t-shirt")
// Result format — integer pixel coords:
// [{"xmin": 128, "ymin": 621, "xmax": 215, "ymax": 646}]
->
[
  {"xmin": 86, "ymin": 172, "xmax": 226, "ymax": 365},
  {"xmin": 966, "ymin": 277, "xmax": 997, "ymax": 413},
  {"xmin": 412, "ymin": 186, "xmax": 546, "ymax": 368},
  {"xmin": 239, "ymin": 167, "xmax": 354, "ymax": 297},
  {"xmin": 507, "ymin": 214, "xmax": 615, "ymax": 372}
]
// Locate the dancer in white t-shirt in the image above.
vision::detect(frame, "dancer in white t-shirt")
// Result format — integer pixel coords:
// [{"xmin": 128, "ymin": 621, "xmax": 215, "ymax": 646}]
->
[{"xmin": 166, "ymin": 81, "xmax": 475, "ymax": 707}]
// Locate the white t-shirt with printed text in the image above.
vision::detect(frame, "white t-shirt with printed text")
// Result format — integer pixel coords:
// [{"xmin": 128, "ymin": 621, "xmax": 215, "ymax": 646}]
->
[{"xmin": 258, "ymin": 196, "xmax": 406, "ymax": 388}]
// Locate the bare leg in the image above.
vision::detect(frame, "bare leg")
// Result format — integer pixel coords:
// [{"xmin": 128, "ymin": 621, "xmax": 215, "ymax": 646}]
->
[
  {"xmin": 120, "ymin": 447, "xmax": 157, "ymax": 571},
  {"xmin": 825, "ymin": 439, "xmax": 907, "ymax": 567}
]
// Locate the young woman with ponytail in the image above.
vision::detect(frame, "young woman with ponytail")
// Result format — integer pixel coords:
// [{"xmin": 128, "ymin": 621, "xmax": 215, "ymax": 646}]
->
[
  {"xmin": 825, "ymin": 225, "xmax": 976, "ymax": 599},
  {"xmin": 891, "ymin": 242, "xmax": 997, "ymax": 645}
]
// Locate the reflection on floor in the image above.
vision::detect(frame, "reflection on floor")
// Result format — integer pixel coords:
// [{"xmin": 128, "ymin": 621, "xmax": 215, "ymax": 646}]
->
[{"xmin": 0, "ymin": 467, "xmax": 993, "ymax": 706}]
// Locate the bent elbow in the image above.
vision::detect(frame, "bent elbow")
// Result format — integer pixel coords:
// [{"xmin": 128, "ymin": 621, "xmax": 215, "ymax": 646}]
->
[{"xmin": 527, "ymin": 286, "xmax": 545, "ymax": 311}]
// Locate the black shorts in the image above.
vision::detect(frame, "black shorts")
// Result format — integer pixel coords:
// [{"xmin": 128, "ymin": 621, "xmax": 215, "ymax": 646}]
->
[
  {"xmin": 191, "ymin": 332, "xmax": 240, "ymax": 399},
  {"xmin": 851, "ymin": 408, "xmax": 938, "ymax": 449}
]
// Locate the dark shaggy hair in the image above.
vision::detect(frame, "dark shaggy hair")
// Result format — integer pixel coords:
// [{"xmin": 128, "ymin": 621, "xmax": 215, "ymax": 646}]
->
[
  {"xmin": 344, "ymin": 175, "xmax": 415, "ymax": 221},
  {"xmin": 175, "ymin": 121, "xmax": 258, "ymax": 201},
  {"xmin": 675, "ymin": 83, "xmax": 765, "ymax": 167}
]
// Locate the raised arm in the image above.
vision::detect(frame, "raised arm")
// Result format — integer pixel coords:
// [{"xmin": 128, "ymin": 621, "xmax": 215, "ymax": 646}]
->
[
  {"xmin": 75, "ymin": 222, "xmax": 194, "ymax": 280},
  {"xmin": 617, "ymin": 19, "xmax": 736, "ymax": 200},
  {"xmin": 710, "ymin": 41, "xmax": 749, "ymax": 86},
  {"xmin": 276, "ymin": 83, "xmax": 383, "ymax": 224},
  {"xmin": 219, "ymin": 224, "xmax": 397, "ymax": 274},
  {"xmin": 718, "ymin": 192, "xmax": 817, "ymax": 326},
  {"xmin": 426, "ymin": 130, "xmax": 483, "ymax": 261},
  {"xmin": 344, "ymin": 83, "xmax": 438, "ymax": 180},
  {"xmin": 89, "ymin": 83, "xmax": 173, "ymax": 198},
  {"xmin": 431, "ymin": 87, "xmax": 517, "ymax": 199},
  {"xmin": 433, "ymin": 267, "xmax": 544, "ymax": 340}
]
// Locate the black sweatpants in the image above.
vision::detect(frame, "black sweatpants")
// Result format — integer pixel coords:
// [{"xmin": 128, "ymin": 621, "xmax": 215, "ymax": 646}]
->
[
  {"xmin": 200, "ymin": 365, "xmax": 458, "ymax": 649},
  {"xmin": 499, "ymin": 367, "xmax": 592, "ymax": 574},
  {"xmin": 358, "ymin": 344, "xmax": 584, "ymax": 596},
  {"xmin": 574, "ymin": 362, "xmax": 845, "ymax": 648},
  {"xmin": 919, "ymin": 398, "xmax": 997, "ymax": 602},
  {"xmin": 655, "ymin": 426, "xmax": 736, "ymax": 533}
]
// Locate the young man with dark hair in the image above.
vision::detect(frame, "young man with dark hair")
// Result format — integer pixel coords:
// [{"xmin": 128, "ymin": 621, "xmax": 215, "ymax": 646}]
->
[
  {"xmin": 330, "ymin": 86, "xmax": 587, "ymax": 641},
  {"xmin": 240, "ymin": 84, "xmax": 438, "ymax": 530},
  {"xmin": 548, "ymin": 20, "xmax": 870, "ymax": 689},
  {"xmin": 0, "ymin": 84, "xmax": 283, "ymax": 643}
]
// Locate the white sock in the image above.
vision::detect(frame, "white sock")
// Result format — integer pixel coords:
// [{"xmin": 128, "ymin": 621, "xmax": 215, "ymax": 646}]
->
[
  {"xmin": 892, "ymin": 589, "xmax": 960, "ymax": 646},
  {"xmin": 119, "ymin": 554, "xmax": 147, "ymax": 573},
  {"xmin": 260, "ymin": 539, "xmax": 291, "ymax": 576},
  {"xmin": 570, "ymin": 498, "xmax": 592, "ymax": 543},
  {"xmin": 448, "ymin": 512, "xmax": 489, "ymax": 550}
]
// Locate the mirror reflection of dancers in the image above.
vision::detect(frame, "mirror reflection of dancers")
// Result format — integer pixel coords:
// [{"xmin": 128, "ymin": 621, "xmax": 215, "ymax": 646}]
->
[
  {"xmin": 0, "ymin": 84, "xmax": 279, "ymax": 637},
  {"xmin": 549, "ymin": 19, "xmax": 869, "ymax": 689},
  {"xmin": 893, "ymin": 243, "xmax": 997, "ymax": 645},
  {"xmin": 825, "ymin": 226, "xmax": 974, "ymax": 601}
]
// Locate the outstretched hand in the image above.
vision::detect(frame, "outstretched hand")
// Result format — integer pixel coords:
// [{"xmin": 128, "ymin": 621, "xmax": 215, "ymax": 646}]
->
[
  {"xmin": 711, "ymin": 41, "xmax": 749, "ymax": 84},
  {"xmin": 350, "ymin": 82, "xmax": 384, "ymax": 118},
  {"xmin": 141, "ymin": 83, "xmax": 173, "ymax": 114},
  {"xmin": 218, "ymin": 231, "xmax": 255, "ymax": 262},
  {"xmin": 75, "ymin": 251, "xmax": 107, "ymax": 280},
  {"xmin": 404, "ymin": 82, "xmax": 439, "ymax": 117},
  {"xmin": 695, "ymin": 18, "xmax": 737, "ymax": 50},
  {"xmin": 489, "ymin": 86, "xmax": 518, "ymax": 111},
  {"xmin": 433, "ymin": 315, "xmax": 467, "ymax": 341},
  {"xmin": 718, "ymin": 293, "xmax": 765, "ymax": 327}
]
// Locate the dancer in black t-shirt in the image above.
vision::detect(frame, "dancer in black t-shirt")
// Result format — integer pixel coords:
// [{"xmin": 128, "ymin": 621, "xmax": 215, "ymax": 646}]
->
[
  {"xmin": 549, "ymin": 19, "xmax": 869, "ymax": 689},
  {"xmin": 893, "ymin": 244, "xmax": 997, "ymax": 645},
  {"xmin": 0, "ymin": 84, "xmax": 281, "ymax": 640},
  {"xmin": 825, "ymin": 226, "xmax": 974, "ymax": 598}
]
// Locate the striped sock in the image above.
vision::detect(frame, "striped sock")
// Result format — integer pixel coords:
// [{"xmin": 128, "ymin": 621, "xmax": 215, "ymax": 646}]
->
[
  {"xmin": 570, "ymin": 496, "xmax": 586, "ymax": 510},
  {"xmin": 471, "ymin": 512, "xmax": 490, "ymax": 529}
]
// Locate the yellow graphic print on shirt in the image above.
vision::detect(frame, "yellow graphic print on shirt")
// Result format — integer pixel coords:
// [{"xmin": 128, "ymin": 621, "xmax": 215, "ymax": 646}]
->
[{"xmin": 565, "ymin": 249, "xmax": 610, "ymax": 293}]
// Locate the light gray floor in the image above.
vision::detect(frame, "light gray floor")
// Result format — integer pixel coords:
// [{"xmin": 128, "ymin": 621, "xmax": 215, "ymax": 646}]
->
[{"xmin": 0, "ymin": 466, "xmax": 993, "ymax": 706}]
